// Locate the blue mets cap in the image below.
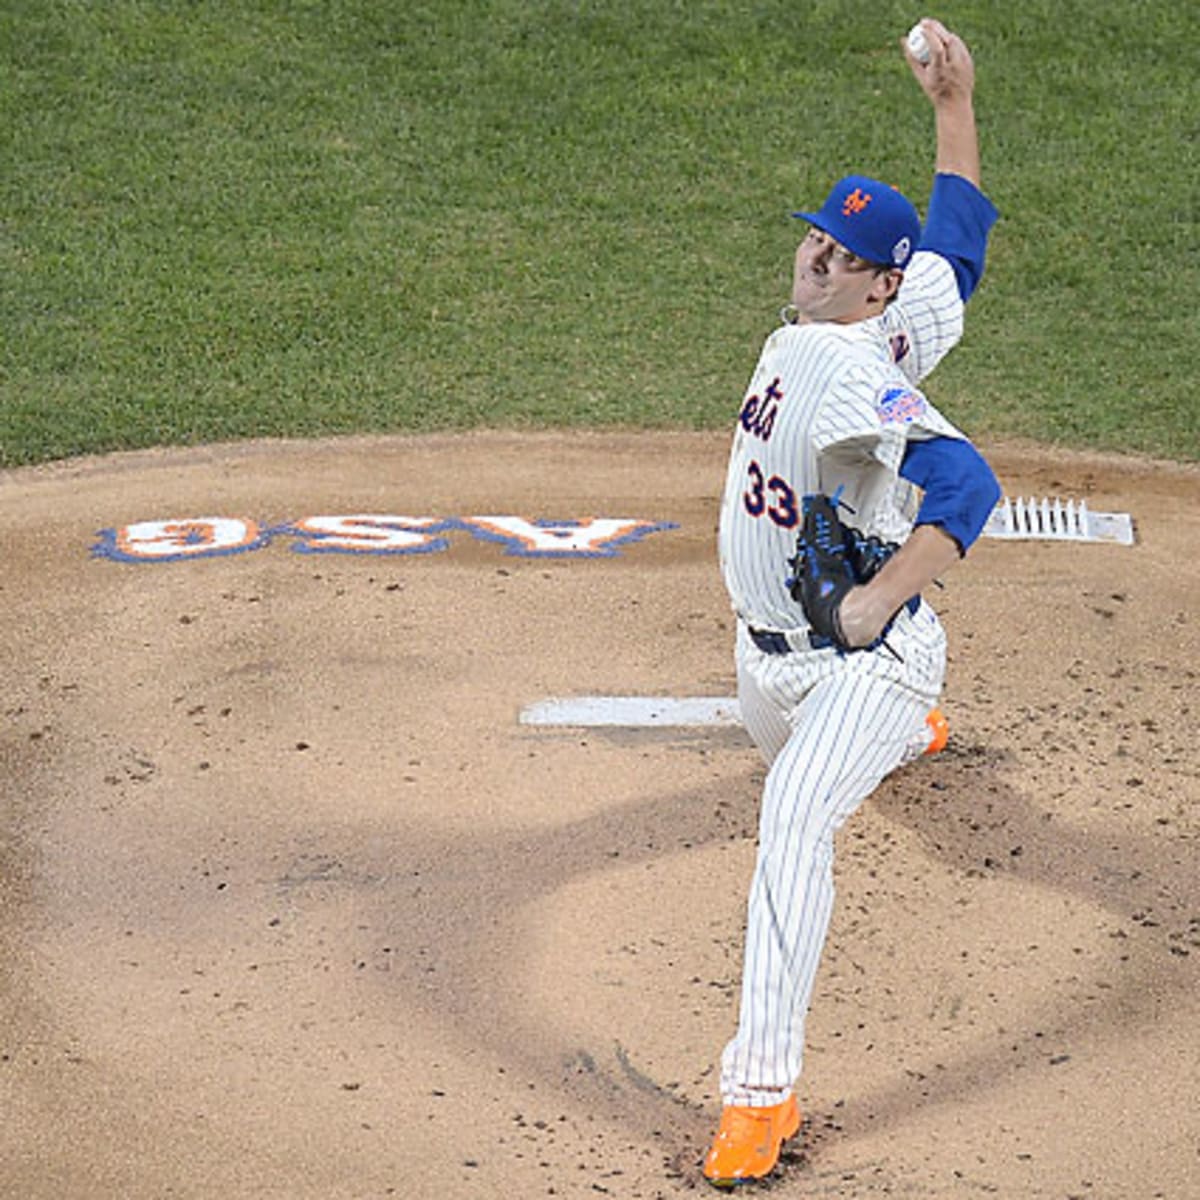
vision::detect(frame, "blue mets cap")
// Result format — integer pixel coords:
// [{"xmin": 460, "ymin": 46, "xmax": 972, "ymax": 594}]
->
[{"xmin": 793, "ymin": 174, "xmax": 921, "ymax": 269}]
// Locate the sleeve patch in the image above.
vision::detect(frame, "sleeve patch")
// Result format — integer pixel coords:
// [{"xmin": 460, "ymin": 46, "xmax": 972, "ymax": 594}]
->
[{"xmin": 876, "ymin": 385, "xmax": 927, "ymax": 426}]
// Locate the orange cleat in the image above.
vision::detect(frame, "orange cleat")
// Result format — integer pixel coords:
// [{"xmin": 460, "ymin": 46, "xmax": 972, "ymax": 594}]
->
[
  {"xmin": 702, "ymin": 1095, "xmax": 801, "ymax": 1188},
  {"xmin": 923, "ymin": 707, "xmax": 949, "ymax": 756}
]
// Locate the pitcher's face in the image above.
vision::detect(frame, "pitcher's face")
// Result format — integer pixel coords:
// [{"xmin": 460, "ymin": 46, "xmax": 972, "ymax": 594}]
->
[{"xmin": 791, "ymin": 228, "xmax": 902, "ymax": 323}]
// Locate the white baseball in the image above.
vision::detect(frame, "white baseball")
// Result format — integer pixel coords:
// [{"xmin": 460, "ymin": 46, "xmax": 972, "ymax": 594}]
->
[{"xmin": 906, "ymin": 23, "xmax": 931, "ymax": 64}]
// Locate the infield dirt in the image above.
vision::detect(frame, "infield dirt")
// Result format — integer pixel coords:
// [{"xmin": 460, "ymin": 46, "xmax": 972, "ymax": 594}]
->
[{"xmin": 1, "ymin": 431, "xmax": 1196, "ymax": 1198}]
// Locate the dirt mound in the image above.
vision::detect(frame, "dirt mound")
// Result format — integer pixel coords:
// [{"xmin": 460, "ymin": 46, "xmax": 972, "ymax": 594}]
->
[{"xmin": 1, "ymin": 432, "xmax": 1196, "ymax": 1198}]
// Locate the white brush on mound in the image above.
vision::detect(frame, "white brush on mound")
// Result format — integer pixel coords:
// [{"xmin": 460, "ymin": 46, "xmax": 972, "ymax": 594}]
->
[{"xmin": 981, "ymin": 496, "xmax": 1135, "ymax": 545}]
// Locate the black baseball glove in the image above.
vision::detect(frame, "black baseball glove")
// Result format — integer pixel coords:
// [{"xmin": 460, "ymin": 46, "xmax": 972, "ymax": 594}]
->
[{"xmin": 788, "ymin": 493, "xmax": 898, "ymax": 651}]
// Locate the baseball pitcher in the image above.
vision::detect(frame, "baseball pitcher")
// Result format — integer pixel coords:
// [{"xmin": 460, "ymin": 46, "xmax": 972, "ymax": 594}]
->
[{"xmin": 704, "ymin": 19, "xmax": 1001, "ymax": 1187}]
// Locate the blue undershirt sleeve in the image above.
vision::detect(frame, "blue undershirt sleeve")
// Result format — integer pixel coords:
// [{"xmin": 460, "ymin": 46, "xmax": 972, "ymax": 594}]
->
[
  {"xmin": 918, "ymin": 173, "xmax": 999, "ymax": 302},
  {"xmin": 899, "ymin": 435, "xmax": 1001, "ymax": 554}
]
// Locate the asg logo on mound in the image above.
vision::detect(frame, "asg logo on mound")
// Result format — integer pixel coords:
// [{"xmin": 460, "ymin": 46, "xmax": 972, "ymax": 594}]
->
[{"xmin": 92, "ymin": 514, "xmax": 678, "ymax": 562}]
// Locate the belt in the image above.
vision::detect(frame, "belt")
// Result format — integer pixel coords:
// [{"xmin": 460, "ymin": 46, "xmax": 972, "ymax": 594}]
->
[
  {"xmin": 747, "ymin": 597, "xmax": 921, "ymax": 658},
  {"xmin": 747, "ymin": 626, "xmax": 832, "ymax": 655}
]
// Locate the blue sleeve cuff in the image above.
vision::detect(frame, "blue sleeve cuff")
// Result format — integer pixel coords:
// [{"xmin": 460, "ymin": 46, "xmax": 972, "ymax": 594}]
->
[
  {"xmin": 918, "ymin": 173, "xmax": 999, "ymax": 302},
  {"xmin": 899, "ymin": 435, "xmax": 1001, "ymax": 553}
]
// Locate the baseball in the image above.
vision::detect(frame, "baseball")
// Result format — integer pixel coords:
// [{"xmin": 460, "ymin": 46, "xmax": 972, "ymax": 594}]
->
[{"xmin": 906, "ymin": 22, "xmax": 931, "ymax": 64}]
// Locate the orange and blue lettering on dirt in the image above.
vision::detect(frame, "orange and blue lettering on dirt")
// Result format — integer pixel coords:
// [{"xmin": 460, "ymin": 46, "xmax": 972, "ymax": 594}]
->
[
  {"xmin": 287, "ymin": 515, "xmax": 452, "ymax": 555},
  {"xmin": 841, "ymin": 188, "xmax": 872, "ymax": 216},
  {"xmin": 739, "ymin": 377, "xmax": 784, "ymax": 442},
  {"xmin": 456, "ymin": 516, "xmax": 675, "ymax": 558},
  {"xmin": 92, "ymin": 514, "xmax": 678, "ymax": 561},
  {"xmin": 100, "ymin": 517, "xmax": 268, "ymax": 562}
]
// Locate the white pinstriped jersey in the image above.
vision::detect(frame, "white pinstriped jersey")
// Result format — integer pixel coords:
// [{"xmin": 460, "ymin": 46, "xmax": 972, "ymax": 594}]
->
[{"xmin": 717, "ymin": 251, "xmax": 968, "ymax": 633}]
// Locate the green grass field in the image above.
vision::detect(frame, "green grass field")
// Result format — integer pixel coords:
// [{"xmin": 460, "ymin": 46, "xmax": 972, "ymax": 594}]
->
[{"xmin": 2, "ymin": 0, "xmax": 1196, "ymax": 467}]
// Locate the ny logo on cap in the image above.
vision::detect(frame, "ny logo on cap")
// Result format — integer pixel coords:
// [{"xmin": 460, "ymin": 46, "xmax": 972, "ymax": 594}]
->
[{"xmin": 841, "ymin": 187, "xmax": 872, "ymax": 216}]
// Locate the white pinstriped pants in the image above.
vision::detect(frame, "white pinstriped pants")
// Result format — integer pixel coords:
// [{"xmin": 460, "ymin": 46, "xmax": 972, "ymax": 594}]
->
[{"xmin": 720, "ymin": 603, "xmax": 946, "ymax": 1106}]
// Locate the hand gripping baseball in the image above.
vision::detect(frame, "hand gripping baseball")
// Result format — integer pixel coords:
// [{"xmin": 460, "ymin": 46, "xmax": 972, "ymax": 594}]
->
[{"xmin": 788, "ymin": 493, "xmax": 899, "ymax": 651}]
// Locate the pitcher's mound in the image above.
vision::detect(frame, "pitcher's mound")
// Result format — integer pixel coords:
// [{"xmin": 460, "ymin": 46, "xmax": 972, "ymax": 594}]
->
[{"xmin": 1, "ymin": 431, "xmax": 1196, "ymax": 1198}]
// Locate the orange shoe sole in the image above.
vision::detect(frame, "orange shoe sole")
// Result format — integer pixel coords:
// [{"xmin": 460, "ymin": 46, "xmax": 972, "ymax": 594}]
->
[
  {"xmin": 703, "ymin": 1095, "xmax": 801, "ymax": 1188},
  {"xmin": 923, "ymin": 707, "xmax": 949, "ymax": 756}
]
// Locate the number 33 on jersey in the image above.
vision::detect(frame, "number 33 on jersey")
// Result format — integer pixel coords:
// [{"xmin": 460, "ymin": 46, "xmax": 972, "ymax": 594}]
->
[{"xmin": 737, "ymin": 376, "xmax": 799, "ymax": 527}]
